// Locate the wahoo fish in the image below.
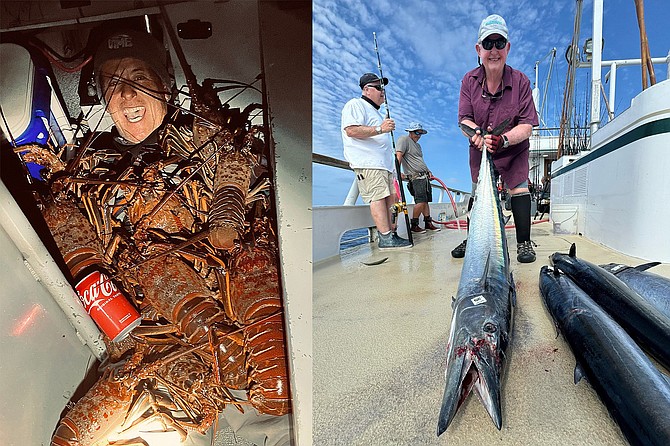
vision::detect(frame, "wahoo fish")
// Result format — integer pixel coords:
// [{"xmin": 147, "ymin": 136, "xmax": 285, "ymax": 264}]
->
[
  {"xmin": 437, "ymin": 139, "xmax": 515, "ymax": 436},
  {"xmin": 551, "ymin": 245, "xmax": 670, "ymax": 371},
  {"xmin": 600, "ymin": 262, "xmax": 670, "ymax": 319},
  {"xmin": 539, "ymin": 266, "xmax": 670, "ymax": 446}
]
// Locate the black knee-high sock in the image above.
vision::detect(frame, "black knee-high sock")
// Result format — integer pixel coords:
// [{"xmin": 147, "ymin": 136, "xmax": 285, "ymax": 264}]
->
[{"xmin": 511, "ymin": 193, "xmax": 531, "ymax": 243}]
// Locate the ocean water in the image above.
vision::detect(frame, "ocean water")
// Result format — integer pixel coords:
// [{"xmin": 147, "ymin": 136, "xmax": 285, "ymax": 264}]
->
[{"xmin": 339, "ymin": 228, "xmax": 370, "ymax": 250}]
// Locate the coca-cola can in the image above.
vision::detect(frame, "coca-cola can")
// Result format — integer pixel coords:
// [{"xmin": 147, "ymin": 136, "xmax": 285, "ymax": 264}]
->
[{"xmin": 75, "ymin": 270, "xmax": 141, "ymax": 342}]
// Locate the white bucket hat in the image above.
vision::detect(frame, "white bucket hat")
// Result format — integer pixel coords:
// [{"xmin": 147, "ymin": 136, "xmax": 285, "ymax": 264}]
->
[{"xmin": 405, "ymin": 122, "xmax": 427, "ymax": 134}]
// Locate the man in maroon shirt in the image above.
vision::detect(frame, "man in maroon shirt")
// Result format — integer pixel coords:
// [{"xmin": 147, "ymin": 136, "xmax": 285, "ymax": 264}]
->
[{"xmin": 451, "ymin": 13, "xmax": 539, "ymax": 263}]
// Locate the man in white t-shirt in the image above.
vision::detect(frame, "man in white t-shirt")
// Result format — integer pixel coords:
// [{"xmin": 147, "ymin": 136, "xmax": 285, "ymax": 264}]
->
[{"xmin": 341, "ymin": 73, "xmax": 411, "ymax": 250}]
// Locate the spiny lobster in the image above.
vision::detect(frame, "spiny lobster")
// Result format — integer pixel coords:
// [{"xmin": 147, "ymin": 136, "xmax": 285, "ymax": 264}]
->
[
  {"xmin": 8, "ymin": 13, "xmax": 290, "ymax": 444},
  {"xmin": 50, "ymin": 343, "xmax": 233, "ymax": 445},
  {"xmin": 160, "ymin": 3, "xmax": 258, "ymax": 252},
  {"xmin": 34, "ymin": 123, "xmax": 290, "ymax": 445}
]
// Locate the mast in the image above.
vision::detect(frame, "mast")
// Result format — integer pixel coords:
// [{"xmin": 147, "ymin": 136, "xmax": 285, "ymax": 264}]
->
[
  {"xmin": 589, "ymin": 0, "xmax": 603, "ymax": 136},
  {"xmin": 634, "ymin": 0, "xmax": 656, "ymax": 89},
  {"xmin": 557, "ymin": 0, "xmax": 583, "ymax": 158},
  {"xmin": 558, "ymin": 0, "xmax": 665, "ymax": 159}
]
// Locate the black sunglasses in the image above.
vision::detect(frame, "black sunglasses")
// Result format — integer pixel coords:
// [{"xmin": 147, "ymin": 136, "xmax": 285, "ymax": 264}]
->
[
  {"xmin": 366, "ymin": 84, "xmax": 383, "ymax": 91},
  {"xmin": 413, "ymin": 131, "xmax": 423, "ymax": 135},
  {"xmin": 481, "ymin": 37, "xmax": 507, "ymax": 51}
]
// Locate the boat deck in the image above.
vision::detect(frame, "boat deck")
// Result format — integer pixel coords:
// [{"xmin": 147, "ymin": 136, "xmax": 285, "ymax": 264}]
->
[{"xmin": 313, "ymin": 219, "xmax": 670, "ymax": 445}]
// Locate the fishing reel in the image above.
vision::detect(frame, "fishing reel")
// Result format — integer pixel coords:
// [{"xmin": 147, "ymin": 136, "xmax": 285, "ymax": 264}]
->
[{"xmin": 389, "ymin": 202, "xmax": 406, "ymax": 225}]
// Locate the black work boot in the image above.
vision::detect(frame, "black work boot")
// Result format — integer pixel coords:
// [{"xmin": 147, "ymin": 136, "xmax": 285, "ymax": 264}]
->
[
  {"xmin": 424, "ymin": 216, "xmax": 441, "ymax": 231},
  {"xmin": 411, "ymin": 217, "xmax": 426, "ymax": 234}
]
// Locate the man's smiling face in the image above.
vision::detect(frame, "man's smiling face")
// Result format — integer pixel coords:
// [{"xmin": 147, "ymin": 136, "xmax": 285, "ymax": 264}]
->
[{"xmin": 100, "ymin": 57, "xmax": 168, "ymax": 143}]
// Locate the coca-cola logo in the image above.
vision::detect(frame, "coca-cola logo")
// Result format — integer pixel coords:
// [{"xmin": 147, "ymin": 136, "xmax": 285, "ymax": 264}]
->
[{"xmin": 77, "ymin": 272, "xmax": 119, "ymax": 313}]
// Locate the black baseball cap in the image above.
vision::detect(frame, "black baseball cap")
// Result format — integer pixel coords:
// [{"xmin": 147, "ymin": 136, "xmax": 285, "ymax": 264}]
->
[
  {"xmin": 359, "ymin": 73, "xmax": 389, "ymax": 89},
  {"xmin": 93, "ymin": 29, "xmax": 171, "ymax": 99}
]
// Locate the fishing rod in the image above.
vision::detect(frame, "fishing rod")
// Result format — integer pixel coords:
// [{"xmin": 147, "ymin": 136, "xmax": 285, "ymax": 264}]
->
[{"xmin": 373, "ymin": 32, "xmax": 413, "ymax": 245}]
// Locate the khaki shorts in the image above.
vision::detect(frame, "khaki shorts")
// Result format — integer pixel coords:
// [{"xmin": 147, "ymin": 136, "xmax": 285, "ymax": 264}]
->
[{"xmin": 354, "ymin": 168, "xmax": 394, "ymax": 203}]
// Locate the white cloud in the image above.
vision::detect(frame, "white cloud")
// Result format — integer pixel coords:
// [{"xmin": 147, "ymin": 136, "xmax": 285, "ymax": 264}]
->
[{"xmin": 312, "ymin": 0, "xmax": 663, "ymax": 205}]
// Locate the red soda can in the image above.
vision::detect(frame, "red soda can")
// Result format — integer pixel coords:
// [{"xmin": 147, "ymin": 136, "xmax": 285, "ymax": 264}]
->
[{"xmin": 75, "ymin": 270, "xmax": 141, "ymax": 342}]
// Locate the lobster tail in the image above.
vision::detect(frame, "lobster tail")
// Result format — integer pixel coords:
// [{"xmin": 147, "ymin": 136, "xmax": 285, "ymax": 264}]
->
[
  {"xmin": 244, "ymin": 313, "xmax": 290, "ymax": 416},
  {"xmin": 42, "ymin": 199, "xmax": 105, "ymax": 277},
  {"xmin": 51, "ymin": 378, "xmax": 135, "ymax": 446},
  {"xmin": 214, "ymin": 329, "xmax": 248, "ymax": 389},
  {"xmin": 227, "ymin": 245, "xmax": 282, "ymax": 325},
  {"xmin": 51, "ymin": 419, "xmax": 78, "ymax": 446},
  {"xmin": 173, "ymin": 291, "xmax": 228, "ymax": 343},
  {"xmin": 208, "ymin": 150, "xmax": 253, "ymax": 250},
  {"xmin": 136, "ymin": 255, "xmax": 227, "ymax": 343}
]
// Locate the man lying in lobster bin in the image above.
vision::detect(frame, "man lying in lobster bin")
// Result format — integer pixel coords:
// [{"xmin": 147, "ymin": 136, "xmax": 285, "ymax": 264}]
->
[{"xmin": 41, "ymin": 28, "xmax": 291, "ymax": 446}]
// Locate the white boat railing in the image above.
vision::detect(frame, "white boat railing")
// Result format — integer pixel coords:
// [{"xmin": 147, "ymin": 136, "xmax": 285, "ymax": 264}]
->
[
  {"xmin": 313, "ymin": 153, "xmax": 470, "ymax": 206},
  {"xmin": 313, "ymin": 153, "xmax": 470, "ymax": 263}
]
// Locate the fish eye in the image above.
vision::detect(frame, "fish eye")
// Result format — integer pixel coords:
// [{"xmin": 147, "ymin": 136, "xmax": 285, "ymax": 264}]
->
[{"xmin": 483, "ymin": 322, "xmax": 497, "ymax": 333}]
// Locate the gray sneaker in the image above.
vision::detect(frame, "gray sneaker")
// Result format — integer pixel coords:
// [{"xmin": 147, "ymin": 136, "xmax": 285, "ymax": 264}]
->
[{"xmin": 378, "ymin": 231, "xmax": 412, "ymax": 250}]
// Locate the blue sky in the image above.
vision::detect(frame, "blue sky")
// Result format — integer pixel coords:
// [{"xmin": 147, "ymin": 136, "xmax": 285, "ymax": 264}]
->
[{"xmin": 312, "ymin": 0, "xmax": 669, "ymax": 205}]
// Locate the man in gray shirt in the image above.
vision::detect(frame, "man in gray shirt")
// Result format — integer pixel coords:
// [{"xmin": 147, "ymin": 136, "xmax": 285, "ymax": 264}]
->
[{"xmin": 396, "ymin": 123, "xmax": 441, "ymax": 233}]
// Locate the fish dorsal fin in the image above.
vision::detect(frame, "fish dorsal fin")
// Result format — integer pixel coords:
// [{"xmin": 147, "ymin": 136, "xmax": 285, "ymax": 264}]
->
[
  {"xmin": 634, "ymin": 261, "xmax": 661, "ymax": 272},
  {"xmin": 573, "ymin": 364, "xmax": 587, "ymax": 384},
  {"xmin": 569, "ymin": 243, "xmax": 577, "ymax": 257}
]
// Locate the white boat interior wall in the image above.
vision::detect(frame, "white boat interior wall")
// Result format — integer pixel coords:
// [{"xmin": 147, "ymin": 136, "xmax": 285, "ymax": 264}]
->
[
  {"xmin": 0, "ymin": 181, "xmax": 100, "ymax": 444},
  {"xmin": 551, "ymin": 79, "xmax": 670, "ymax": 262}
]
